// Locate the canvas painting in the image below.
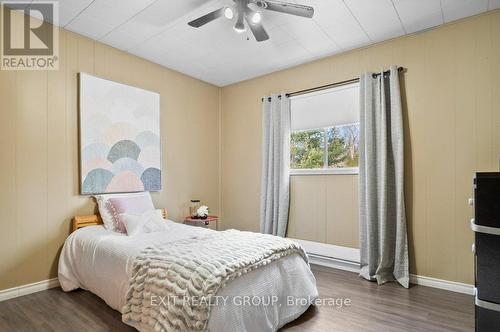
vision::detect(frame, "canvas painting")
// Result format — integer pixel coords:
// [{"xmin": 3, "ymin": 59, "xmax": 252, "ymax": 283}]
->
[{"xmin": 79, "ymin": 73, "xmax": 161, "ymax": 194}]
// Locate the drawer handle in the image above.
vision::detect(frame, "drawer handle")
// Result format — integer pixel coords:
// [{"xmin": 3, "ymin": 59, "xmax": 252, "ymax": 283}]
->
[
  {"xmin": 476, "ymin": 295, "xmax": 500, "ymax": 312},
  {"xmin": 470, "ymin": 219, "xmax": 500, "ymax": 235}
]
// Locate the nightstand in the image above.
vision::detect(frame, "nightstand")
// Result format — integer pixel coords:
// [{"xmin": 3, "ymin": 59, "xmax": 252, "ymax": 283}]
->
[{"xmin": 183, "ymin": 216, "xmax": 218, "ymax": 230}]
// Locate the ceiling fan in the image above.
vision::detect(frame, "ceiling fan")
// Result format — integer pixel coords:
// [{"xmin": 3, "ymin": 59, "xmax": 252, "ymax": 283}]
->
[{"xmin": 187, "ymin": 0, "xmax": 314, "ymax": 42}]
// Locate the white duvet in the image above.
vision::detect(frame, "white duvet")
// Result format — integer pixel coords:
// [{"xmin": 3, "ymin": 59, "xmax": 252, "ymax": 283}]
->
[{"xmin": 58, "ymin": 221, "xmax": 318, "ymax": 332}]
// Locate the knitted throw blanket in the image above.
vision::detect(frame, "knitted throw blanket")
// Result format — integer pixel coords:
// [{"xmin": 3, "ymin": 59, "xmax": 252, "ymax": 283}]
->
[{"xmin": 122, "ymin": 230, "xmax": 307, "ymax": 332}]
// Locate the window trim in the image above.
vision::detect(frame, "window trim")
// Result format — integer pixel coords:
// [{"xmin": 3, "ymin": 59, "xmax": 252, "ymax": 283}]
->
[
  {"xmin": 290, "ymin": 167, "xmax": 359, "ymax": 176},
  {"xmin": 289, "ymin": 82, "xmax": 360, "ymax": 174}
]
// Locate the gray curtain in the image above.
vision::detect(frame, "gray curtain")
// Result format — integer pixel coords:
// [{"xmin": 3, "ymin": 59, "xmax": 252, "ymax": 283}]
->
[
  {"xmin": 359, "ymin": 66, "xmax": 409, "ymax": 288},
  {"xmin": 260, "ymin": 94, "xmax": 291, "ymax": 237}
]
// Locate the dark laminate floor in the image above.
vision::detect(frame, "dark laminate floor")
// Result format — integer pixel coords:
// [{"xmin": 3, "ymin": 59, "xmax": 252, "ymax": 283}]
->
[
  {"xmin": 0, "ymin": 266, "xmax": 474, "ymax": 332},
  {"xmin": 282, "ymin": 266, "xmax": 474, "ymax": 332}
]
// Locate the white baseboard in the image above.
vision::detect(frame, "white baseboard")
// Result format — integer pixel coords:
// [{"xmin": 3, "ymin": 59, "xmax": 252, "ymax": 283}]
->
[
  {"xmin": 409, "ymin": 274, "xmax": 474, "ymax": 295},
  {"xmin": 0, "ymin": 278, "xmax": 60, "ymax": 302},
  {"xmin": 291, "ymin": 238, "xmax": 474, "ymax": 296}
]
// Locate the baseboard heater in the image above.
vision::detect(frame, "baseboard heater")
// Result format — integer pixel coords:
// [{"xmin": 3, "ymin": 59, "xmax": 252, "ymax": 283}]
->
[{"xmin": 307, "ymin": 253, "xmax": 360, "ymax": 273}]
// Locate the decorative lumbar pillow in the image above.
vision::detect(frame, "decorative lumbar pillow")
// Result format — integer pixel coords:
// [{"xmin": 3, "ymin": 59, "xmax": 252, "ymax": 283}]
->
[
  {"xmin": 95, "ymin": 194, "xmax": 130, "ymax": 231},
  {"xmin": 121, "ymin": 210, "xmax": 169, "ymax": 236},
  {"xmin": 106, "ymin": 193, "xmax": 156, "ymax": 233},
  {"xmin": 94, "ymin": 192, "xmax": 155, "ymax": 233}
]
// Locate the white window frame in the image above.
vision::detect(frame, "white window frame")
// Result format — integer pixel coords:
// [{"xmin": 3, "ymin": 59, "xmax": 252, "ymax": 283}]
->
[
  {"xmin": 289, "ymin": 167, "xmax": 359, "ymax": 176},
  {"xmin": 289, "ymin": 90, "xmax": 360, "ymax": 176}
]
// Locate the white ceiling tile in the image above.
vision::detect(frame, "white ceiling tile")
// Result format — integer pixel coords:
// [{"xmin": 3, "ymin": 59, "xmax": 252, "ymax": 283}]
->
[
  {"xmin": 441, "ymin": 0, "xmax": 488, "ymax": 22},
  {"xmin": 262, "ymin": 40, "xmax": 311, "ymax": 68},
  {"xmin": 310, "ymin": 0, "xmax": 370, "ymax": 50},
  {"xmin": 17, "ymin": 0, "xmax": 491, "ymax": 86},
  {"xmin": 265, "ymin": 25, "xmax": 294, "ymax": 44},
  {"xmin": 101, "ymin": 0, "xmax": 214, "ymax": 51},
  {"xmin": 54, "ymin": 0, "xmax": 94, "ymax": 27},
  {"xmin": 281, "ymin": 19, "xmax": 339, "ymax": 55},
  {"xmin": 65, "ymin": 0, "xmax": 157, "ymax": 40},
  {"xmin": 128, "ymin": 35, "xmax": 172, "ymax": 61},
  {"xmin": 344, "ymin": 0, "xmax": 406, "ymax": 41},
  {"xmin": 100, "ymin": 30, "xmax": 145, "ymax": 51},
  {"xmin": 393, "ymin": 0, "xmax": 443, "ymax": 33},
  {"xmin": 489, "ymin": 0, "xmax": 500, "ymax": 10}
]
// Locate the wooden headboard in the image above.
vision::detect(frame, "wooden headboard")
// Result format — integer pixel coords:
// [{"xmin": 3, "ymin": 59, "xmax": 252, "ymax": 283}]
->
[{"xmin": 72, "ymin": 208, "xmax": 168, "ymax": 232}]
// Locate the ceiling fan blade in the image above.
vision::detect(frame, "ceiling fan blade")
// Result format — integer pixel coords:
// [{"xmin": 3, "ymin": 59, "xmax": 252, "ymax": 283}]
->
[
  {"xmin": 259, "ymin": 0, "xmax": 314, "ymax": 18},
  {"xmin": 245, "ymin": 15, "xmax": 269, "ymax": 42},
  {"xmin": 188, "ymin": 7, "xmax": 224, "ymax": 28}
]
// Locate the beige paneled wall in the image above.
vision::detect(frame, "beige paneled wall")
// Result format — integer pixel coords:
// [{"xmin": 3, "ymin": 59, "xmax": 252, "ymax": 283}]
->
[
  {"xmin": 0, "ymin": 12, "xmax": 220, "ymax": 291},
  {"xmin": 287, "ymin": 175, "xmax": 359, "ymax": 248},
  {"xmin": 221, "ymin": 10, "xmax": 500, "ymax": 284}
]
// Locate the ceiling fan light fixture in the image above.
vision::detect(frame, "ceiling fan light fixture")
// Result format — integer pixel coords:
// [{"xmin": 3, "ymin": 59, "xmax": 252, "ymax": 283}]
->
[
  {"xmin": 233, "ymin": 25, "xmax": 246, "ymax": 33},
  {"xmin": 187, "ymin": 0, "xmax": 314, "ymax": 42},
  {"xmin": 234, "ymin": 9, "xmax": 246, "ymax": 33},
  {"xmin": 224, "ymin": 7, "xmax": 234, "ymax": 19},
  {"xmin": 250, "ymin": 12, "xmax": 262, "ymax": 24}
]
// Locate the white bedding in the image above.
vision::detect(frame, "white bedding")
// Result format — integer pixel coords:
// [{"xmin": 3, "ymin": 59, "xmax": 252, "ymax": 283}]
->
[{"xmin": 58, "ymin": 221, "xmax": 318, "ymax": 331}]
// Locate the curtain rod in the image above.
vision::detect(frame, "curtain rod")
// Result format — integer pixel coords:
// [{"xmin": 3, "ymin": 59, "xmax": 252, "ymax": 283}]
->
[{"xmin": 261, "ymin": 67, "xmax": 405, "ymax": 102}]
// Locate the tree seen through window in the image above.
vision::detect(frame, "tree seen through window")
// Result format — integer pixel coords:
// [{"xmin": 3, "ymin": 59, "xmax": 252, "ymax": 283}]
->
[{"xmin": 290, "ymin": 124, "xmax": 359, "ymax": 169}]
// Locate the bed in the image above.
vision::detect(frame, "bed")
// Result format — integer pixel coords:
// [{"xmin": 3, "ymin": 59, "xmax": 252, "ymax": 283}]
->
[{"xmin": 59, "ymin": 209, "xmax": 318, "ymax": 331}]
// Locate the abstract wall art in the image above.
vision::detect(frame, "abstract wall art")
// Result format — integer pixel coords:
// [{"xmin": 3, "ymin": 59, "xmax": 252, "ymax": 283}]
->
[{"xmin": 79, "ymin": 73, "xmax": 161, "ymax": 194}]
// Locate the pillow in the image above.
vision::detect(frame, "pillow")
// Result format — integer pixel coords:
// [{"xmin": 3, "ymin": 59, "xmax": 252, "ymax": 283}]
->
[
  {"xmin": 107, "ymin": 194, "xmax": 156, "ymax": 233},
  {"xmin": 94, "ymin": 192, "xmax": 155, "ymax": 233},
  {"xmin": 121, "ymin": 210, "xmax": 169, "ymax": 236}
]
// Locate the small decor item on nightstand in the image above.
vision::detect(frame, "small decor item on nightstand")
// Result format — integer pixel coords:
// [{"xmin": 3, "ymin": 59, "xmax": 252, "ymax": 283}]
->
[
  {"xmin": 190, "ymin": 200, "xmax": 201, "ymax": 218},
  {"xmin": 197, "ymin": 205, "xmax": 209, "ymax": 219}
]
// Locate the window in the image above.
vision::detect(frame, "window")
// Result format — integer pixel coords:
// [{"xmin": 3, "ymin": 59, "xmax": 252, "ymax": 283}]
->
[{"xmin": 290, "ymin": 82, "xmax": 360, "ymax": 175}]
